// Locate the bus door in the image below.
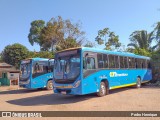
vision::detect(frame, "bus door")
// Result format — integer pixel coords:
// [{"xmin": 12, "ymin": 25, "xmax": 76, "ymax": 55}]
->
[
  {"xmin": 32, "ymin": 61, "xmax": 48, "ymax": 88},
  {"xmin": 83, "ymin": 52, "xmax": 99, "ymax": 93}
]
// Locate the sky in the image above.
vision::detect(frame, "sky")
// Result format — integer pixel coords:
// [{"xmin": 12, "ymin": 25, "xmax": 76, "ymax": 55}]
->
[{"xmin": 0, "ymin": 0, "xmax": 160, "ymax": 52}]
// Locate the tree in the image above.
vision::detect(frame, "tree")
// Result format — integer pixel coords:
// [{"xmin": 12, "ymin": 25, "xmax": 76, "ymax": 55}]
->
[
  {"xmin": 56, "ymin": 38, "xmax": 80, "ymax": 51},
  {"xmin": 0, "ymin": 52, "xmax": 3, "ymax": 62},
  {"xmin": 153, "ymin": 22, "xmax": 160, "ymax": 49},
  {"xmin": 28, "ymin": 51, "xmax": 54, "ymax": 58},
  {"xmin": 40, "ymin": 16, "xmax": 64, "ymax": 51},
  {"xmin": 127, "ymin": 30, "xmax": 155, "ymax": 56},
  {"xmin": 28, "ymin": 20, "xmax": 45, "ymax": 49},
  {"xmin": 105, "ymin": 32, "xmax": 121, "ymax": 50},
  {"xmin": 1, "ymin": 43, "xmax": 29, "ymax": 69},
  {"xmin": 40, "ymin": 16, "xmax": 85, "ymax": 51},
  {"xmin": 84, "ymin": 40, "xmax": 95, "ymax": 48},
  {"xmin": 95, "ymin": 28, "xmax": 121, "ymax": 50},
  {"xmin": 28, "ymin": 16, "xmax": 86, "ymax": 52}
]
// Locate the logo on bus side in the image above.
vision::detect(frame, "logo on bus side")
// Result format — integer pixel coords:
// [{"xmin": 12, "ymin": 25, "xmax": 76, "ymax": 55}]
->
[{"xmin": 110, "ymin": 72, "xmax": 128, "ymax": 77}]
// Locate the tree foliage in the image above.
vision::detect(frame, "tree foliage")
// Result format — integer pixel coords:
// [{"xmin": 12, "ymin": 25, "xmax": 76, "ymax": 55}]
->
[
  {"xmin": 84, "ymin": 40, "xmax": 95, "ymax": 48},
  {"xmin": 95, "ymin": 28, "xmax": 121, "ymax": 50},
  {"xmin": 1, "ymin": 43, "xmax": 29, "ymax": 69},
  {"xmin": 40, "ymin": 16, "xmax": 64, "ymax": 51},
  {"xmin": 127, "ymin": 30, "xmax": 155, "ymax": 56},
  {"xmin": 28, "ymin": 20, "xmax": 45, "ymax": 47},
  {"xmin": 28, "ymin": 16, "xmax": 85, "ymax": 52},
  {"xmin": 56, "ymin": 38, "xmax": 80, "ymax": 51},
  {"xmin": 28, "ymin": 51, "xmax": 54, "ymax": 58},
  {"xmin": 153, "ymin": 22, "xmax": 160, "ymax": 49}
]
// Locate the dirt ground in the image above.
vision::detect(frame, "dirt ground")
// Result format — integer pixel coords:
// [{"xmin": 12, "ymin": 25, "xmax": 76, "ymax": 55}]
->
[{"xmin": 0, "ymin": 85, "xmax": 160, "ymax": 119}]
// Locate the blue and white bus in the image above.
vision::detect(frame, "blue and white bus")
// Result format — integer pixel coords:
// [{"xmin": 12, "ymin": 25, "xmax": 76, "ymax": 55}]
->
[
  {"xmin": 19, "ymin": 58, "xmax": 54, "ymax": 90},
  {"xmin": 53, "ymin": 47, "xmax": 152, "ymax": 96}
]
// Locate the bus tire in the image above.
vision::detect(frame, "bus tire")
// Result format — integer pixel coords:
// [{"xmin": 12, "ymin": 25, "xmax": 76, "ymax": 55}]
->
[
  {"xmin": 136, "ymin": 77, "xmax": 141, "ymax": 88},
  {"xmin": 46, "ymin": 80, "xmax": 53, "ymax": 90},
  {"xmin": 97, "ymin": 82, "xmax": 108, "ymax": 97}
]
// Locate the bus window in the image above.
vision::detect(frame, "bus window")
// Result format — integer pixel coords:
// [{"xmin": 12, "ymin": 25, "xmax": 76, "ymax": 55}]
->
[
  {"xmin": 144, "ymin": 59, "xmax": 147, "ymax": 68},
  {"xmin": 115, "ymin": 56, "xmax": 119, "ymax": 69},
  {"xmin": 86, "ymin": 57, "xmax": 95, "ymax": 69},
  {"xmin": 141, "ymin": 59, "xmax": 144, "ymax": 68},
  {"xmin": 137, "ymin": 59, "xmax": 142, "ymax": 68},
  {"xmin": 120, "ymin": 56, "xmax": 124, "ymax": 68},
  {"xmin": 32, "ymin": 61, "xmax": 48, "ymax": 77},
  {"xmin": 128, "ymin": 57, "xmax": 135, "ymax": 68},
  {"xmin": 142, "ymin": 59, "xmax": 147, "ymax": 68},
  {"xmin": 124, "ymin": 57, "xmax": 128, "ymax": 68},
  {"xmin": 103, "ymin": 54, "xmax": 108, "ymax": 68},
  {"xmin": 97, "ymin": 54, "xmax": 104, "ymax": 68},
  {"xmin": 109, "ymin": 55, "xmax": 115, "ymax": 68},
  {"xmin": 147, "ymin": 60, "xmax": 151, "ymax": 69}
]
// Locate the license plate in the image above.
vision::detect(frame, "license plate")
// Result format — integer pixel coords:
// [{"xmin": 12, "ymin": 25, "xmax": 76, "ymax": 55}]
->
[{"xmin": 61, "ymin": 91, "xmax": 66, "ymax": 94}]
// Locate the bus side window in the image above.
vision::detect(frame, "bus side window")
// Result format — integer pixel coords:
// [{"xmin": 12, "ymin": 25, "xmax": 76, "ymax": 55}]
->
[
  {"xmin": 142, "ymin": 60, "xmax": 144, "ymax": 69},
  {"xmin": 124, "ymin": 57, "xmax": 128, "ymax": 68},
  {"xmin": 135, "ymin": 58, "xmax": 138, "ymax": 68},
  {"xmin": 129, "ymin": 57, "xmax": 135, "ymax": 69},
  {"xmin": 109, "ymin": 55, "xmax": 115, "ymax": 68},
  {"xmin": 120, "ymin": 56, "xmax": 124, "ymax": 68},
  {"xmin": 86, "ymin": 57, "xmax": 95, "ymax": 69},
  {"xmin": 115, "ymin": 56, "xmax": 119, "ymax": 69},
  {"xmin": 97, "ymin": 54, "xmax": 103, "ymax": 68},
  {"xmin": 103, "ymin": 54, "xmax": 108, "ymax": 68},
  {"xmin": 137, "ymin": 59, "xmax": 141, "ymax": 69},
  {"xmin": 143, "ymin": 59, "xmax": 147, "ymax": 68},
  {"xmin": 147, "ymin": 60, "xmax": 151, "ymax": 69}
]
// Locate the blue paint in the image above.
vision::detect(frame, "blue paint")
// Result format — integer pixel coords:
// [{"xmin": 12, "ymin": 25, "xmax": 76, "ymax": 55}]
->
[
  {"xmin": 19, "ymin": 58, "xmax": 54, "ymax": 89},
  {"xmin": 53, "ymin": 47, "xmax": 152, "ymax": 95}
]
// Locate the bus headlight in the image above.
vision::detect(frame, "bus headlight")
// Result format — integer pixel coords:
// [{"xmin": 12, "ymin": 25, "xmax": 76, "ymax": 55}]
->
[{"xmin": 73, "ymin": 80, "xmax": 81, "ymax": 88}]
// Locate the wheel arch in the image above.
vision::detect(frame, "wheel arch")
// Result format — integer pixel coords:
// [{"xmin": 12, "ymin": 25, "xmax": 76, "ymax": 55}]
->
[
  {"xmin": 137, "ymin": 75, "xmax": 141, "ymax": 81},
  {"xmin": 101, "ymin": 79, "xmax": 109, "ymax": 88}
]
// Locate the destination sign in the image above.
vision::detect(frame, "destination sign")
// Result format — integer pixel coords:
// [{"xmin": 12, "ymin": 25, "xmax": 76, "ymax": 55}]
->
[
  {"xmin": 58, "ymin": 50, "xmax": 78, "ymax": 57},
  {"xmin": 21, "ymin": 60, "xmax": 31, "ymax": 64}
]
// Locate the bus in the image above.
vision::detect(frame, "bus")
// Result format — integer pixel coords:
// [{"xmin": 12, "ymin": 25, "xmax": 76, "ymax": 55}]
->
[
  {"xmin": 53, "ymin": 47, "xmax": 152, "ymax": 96},
  {"xmin": 19, "ymin": 58, "xmax": 54, "ymax": 90}
]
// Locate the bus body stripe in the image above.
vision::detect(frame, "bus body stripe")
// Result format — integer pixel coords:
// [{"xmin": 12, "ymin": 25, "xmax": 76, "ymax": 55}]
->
[{"xmin": 110, "ymin": 83, "xmax": 136, "ymax": 90}]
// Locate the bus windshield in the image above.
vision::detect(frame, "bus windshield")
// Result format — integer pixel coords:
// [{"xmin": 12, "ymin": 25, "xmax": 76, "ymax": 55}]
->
[
  {"xmin": 54, "ymin": 54, "xmax": 80, "ymax": 80},
  {"xmin": 20, "ymin": 63, "xmax": 31, "ymax": 79}
]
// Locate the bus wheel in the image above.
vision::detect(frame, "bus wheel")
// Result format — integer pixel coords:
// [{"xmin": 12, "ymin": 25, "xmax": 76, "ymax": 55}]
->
[
  {"xmin": 97, "ymin": 82, "xmax": 108, "ymax": 97},
  {"xmin": 136, "ymin": 77, "xmax": 141, "ymax": 88},
  {"xmin": 46, "ymin": 80, "xmax": 53, "ymax": 90}
]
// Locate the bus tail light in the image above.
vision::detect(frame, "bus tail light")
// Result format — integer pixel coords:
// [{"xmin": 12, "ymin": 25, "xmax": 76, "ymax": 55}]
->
[{"xmin": 73, "ymin": 80, "xmax": 81, "ymax": 88}]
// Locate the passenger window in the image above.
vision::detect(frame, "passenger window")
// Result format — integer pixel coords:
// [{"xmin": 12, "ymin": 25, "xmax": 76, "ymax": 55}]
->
[
  {"xmin": 103, "ymin": 54, "xmax": 108, "ymax": 68},
  {"xmin": 143, "ymin": 59, "xmax": 147, "ymax": 68},
  {"xmin": 124, "ymin": 57, "xmax": 128, "ymax": 68},
  {"xmin": 97, "ymin": 54, "xmax": 103, "ymax": 68},
  {"xmin": 137, "ymin": 59, "xmax": 142, "ymax": 68},
  {"xmin": 115, "ymin": 56, "xmax": 119, "ymax": 68},
  {"xmin": 109, "ymin": 55, "xmax": 115, "ymax": 68},
  {"xmin": 147, "ymin": 60, "xmax": 151, "ymax": 69},
  {"xmin": 32, "ymin": 61, "xmax": 48, "ymax": 77},
  {"xmin": 128, "ymin": 57, "xmax": 135, "ymax": 68},
  {"xmin": 120, "ymin": 56, "xmax": 124, "ymax": 68},
  {"xmin": 86, "ymin": 57, "xmax": 95, "ymax": 69}
]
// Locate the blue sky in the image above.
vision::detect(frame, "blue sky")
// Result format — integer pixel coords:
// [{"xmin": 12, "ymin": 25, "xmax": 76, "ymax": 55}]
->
[{"xmin": 0, "ymin": 0, "xmax": 160, "ymax": 52}]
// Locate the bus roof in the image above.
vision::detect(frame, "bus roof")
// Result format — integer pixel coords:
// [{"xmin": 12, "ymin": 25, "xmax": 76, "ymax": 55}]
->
[
  {"xmin": 22, "ymin": 57, "xmax": 53, "ymax": 61},
  {"xmin": 57, "ymin": 47, "xmax": 150, "ymax": 60},
  {"xmin": 81, "ymin": 47, "xmax": 150, "ymax": 60}
]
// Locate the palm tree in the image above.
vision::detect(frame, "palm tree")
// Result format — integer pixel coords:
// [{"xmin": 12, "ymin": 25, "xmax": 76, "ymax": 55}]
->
[
  {"xmin": 154, "ymin": 22, "xmax": 160, "ymax": 49},
  {"xmin": 127, "ymin": 30, "xmax": 155, "ymax": 52}
]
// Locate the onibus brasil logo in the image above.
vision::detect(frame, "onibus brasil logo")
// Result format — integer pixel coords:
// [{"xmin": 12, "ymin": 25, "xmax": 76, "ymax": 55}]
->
[{"xmin": 110, "ymin": 72, "xmax": 128, "ymax": 77}]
